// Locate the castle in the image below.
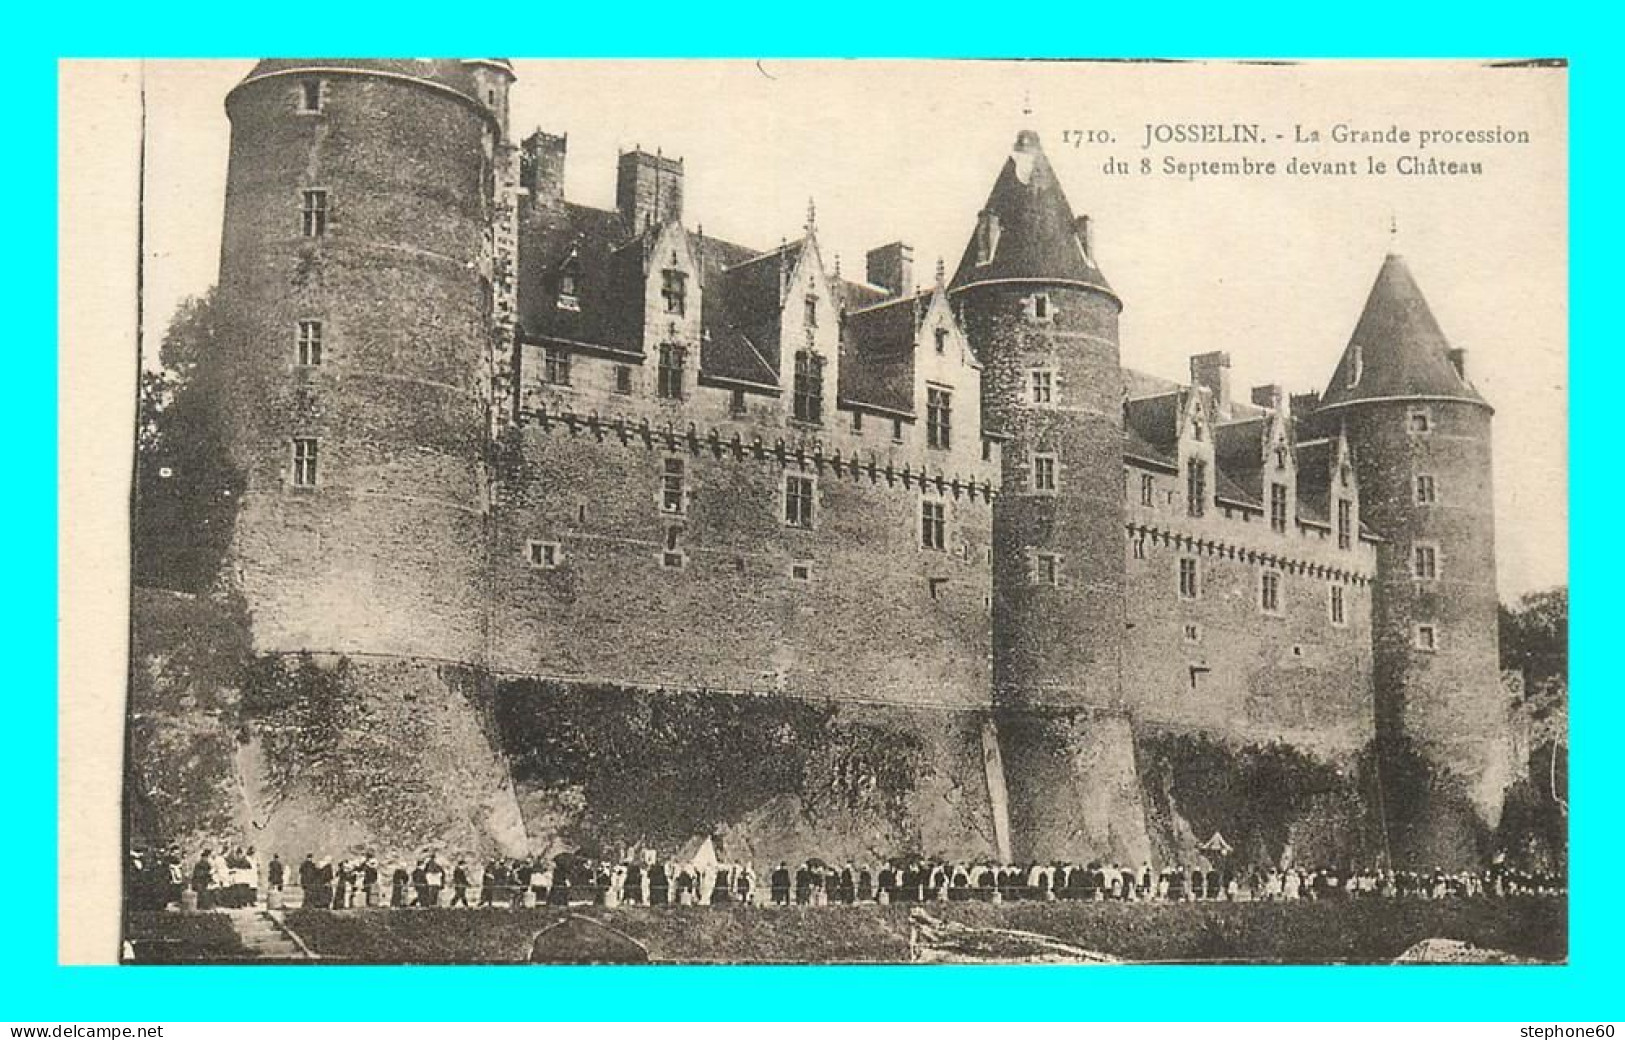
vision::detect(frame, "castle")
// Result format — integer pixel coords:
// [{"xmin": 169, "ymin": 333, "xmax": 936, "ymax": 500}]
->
[{"xmin": 189, "ymin": 59, "xmax": 1513, "ymax": 870}]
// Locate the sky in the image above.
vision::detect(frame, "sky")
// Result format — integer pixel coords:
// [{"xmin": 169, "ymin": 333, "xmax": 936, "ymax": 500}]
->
[{"xmin": 137, "ymin": 59, "xmax": 1567, "ymax": 598}]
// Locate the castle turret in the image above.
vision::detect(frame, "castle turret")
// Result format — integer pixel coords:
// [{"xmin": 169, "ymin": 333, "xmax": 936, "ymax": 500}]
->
[
  {"xmin": 1314, "ymin": 253, "xmax": 1510, "ymax": 868},
  {"xmin": 204, "ymin": 59, "xmax": 526, "ymax": 856},
  {"xmin": 954, "ymin": 129, "xmax": 1148, "ymax": 864}
]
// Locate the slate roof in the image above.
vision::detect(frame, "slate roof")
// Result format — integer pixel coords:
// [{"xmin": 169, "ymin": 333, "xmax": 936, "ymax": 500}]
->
[
  {"xmin": 1317, "ymin": 253, "xmax": 1490, "ymax": 412},
  {"xmin": 840, "ymin": 293, "xmax": 929, "ymax": 416},
  {"xmin": 1123, "ymin": 391, "xmax": 1181, "ymax": 468},
  {"xmin": 950, "ymin": 129, "xmax": 1114, "ymax": 296}
]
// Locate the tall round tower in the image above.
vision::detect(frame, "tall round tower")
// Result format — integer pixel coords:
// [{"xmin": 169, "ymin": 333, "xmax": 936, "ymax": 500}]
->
[
  {"xmin": 1314, "ymin": 253, "xmax": 1510, "ymax": 869},
  {"xmin": 953, "ymin": 129, "xmax": 1148, "ymax": 864},
  {"xmin": 211, "ymin": 59, "xmax": 511, "ymax": 662},
  {"xmin": 197, "ymin": 60, "xmax": 529, "ymax": 857}
]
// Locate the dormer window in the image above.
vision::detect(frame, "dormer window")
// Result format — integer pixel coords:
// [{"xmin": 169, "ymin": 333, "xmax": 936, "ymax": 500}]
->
[
  {"xmin": 975, "ymin": 211, "xmax": 1001, "ymax": 266},
  {"xmin": 661, "ymin": 268, "xmax": 687, "ymax": 316},
  {"xmin": 1186, "ymin": 458, "xmax": 1207, "ymax": 518},
  {"xmin": 926, "ymin": 387, "xmax": 952, "ymax": 449},
  {"xmin": 657, "ymin": 343, "xmax": 686, "ymax": 399},
  {"xmin": 1347, "ymin": 344, "xmax": 1364, "ymax": 387},
  {"xmin": 558, "ymin": 264, "xmax": 580, "ymax": 311},
  {"xmin": 298, "ymin": 79, "xmax": 324, "ymax": 114}
]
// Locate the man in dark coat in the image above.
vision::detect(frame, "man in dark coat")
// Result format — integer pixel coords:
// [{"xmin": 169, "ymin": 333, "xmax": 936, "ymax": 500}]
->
[
  {"xmin": 794, "ymin": 863, "xmax": 812, "ymax": 905},
  {"xmin": 649, "ymin": 861, "xmax": 669, "ymax": 906},
  {"xmin": 298, "ymin": 853, "xmax": 317, "ymax": 906},
  {"xmin": 771, "ymin": 862, "xmax": 792, "ymax": 906},
  {"xmin": 391, "ymin": 865, "xmax": 410, "ymax": 908},
  {"xmin": 450, "ymin": 859, "xmax": 471, "ymax": 907},
  {"xmin": 267, "ymin": 853, "xmax": 285, "ymax": 894}
]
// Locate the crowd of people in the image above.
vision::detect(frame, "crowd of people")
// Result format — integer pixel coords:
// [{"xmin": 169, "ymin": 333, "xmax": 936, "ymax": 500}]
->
[{"xmin": 128, "ymin": 844, "xmax": 1567, "ymax": 912}]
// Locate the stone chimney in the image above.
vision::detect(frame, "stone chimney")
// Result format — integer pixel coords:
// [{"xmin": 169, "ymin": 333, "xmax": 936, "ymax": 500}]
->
[
  {"xmin": 520, "ymin": 130, "xmax": 567, "ymax": 210},
  {"xmin": 1447, "ymin": 347, "xmax": 1468, "ymax": 380},
  {"xmin": 1075, "ymin": 215, "xmax": 1095, "ymax": 261},
  {"xmin": 866, "ymin": 242, "xmax": 914, "ymax": 298},
  {"xmin": 1252, "ymin": 383, "xmax": 1286, "ymax": 415},
  {"xmin": 1190, "ymin": 351, "xmax": 1232, "ymax": 419},
  {"xmin": 616, "ymin": 148, "xmax": 683, "ymax": 234}
]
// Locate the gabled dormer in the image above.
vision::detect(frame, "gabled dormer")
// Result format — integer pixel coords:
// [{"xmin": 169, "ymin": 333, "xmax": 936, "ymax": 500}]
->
[
  {"xmin": 1255, "ymin": 386, "xmax": 1297, "ymax": 533},
  {"xmin": 1330, "ymin": 424, "xmax": 1360, "ymax": 550},
  {"xmin": 912, "ymin": 273, "xmax": 983, "ymax": 461},
  {"xmin": 775, "ymin": 221, "xmax": 841, "ymax": 428},
  {"xmin": 1179, "ymin": 388, "xmax": 1216, "ymax": 519}
]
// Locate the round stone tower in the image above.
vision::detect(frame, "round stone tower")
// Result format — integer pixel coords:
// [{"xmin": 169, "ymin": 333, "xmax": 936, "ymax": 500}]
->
[
  {"xmin": 952, "ymin": 129, "xmax": 1149, "ymax": 864},
  {"xmin": 212, "ymin": 59, "xmax": 512, "ymax": 662},
  {"xmin": 1314, "ymin": 253, "xmax": 1510, "ymax": 869},
  {"xmin": 199, "ymin": 60, "xmax": 529, "ymax": 857}
]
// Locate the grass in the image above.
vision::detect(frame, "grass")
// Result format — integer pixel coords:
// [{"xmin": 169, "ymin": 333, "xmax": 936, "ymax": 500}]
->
[
  {"xmin": 247, "ymin": 897, "xmax": 1569, "ymax": 965},
  {"xmin": 123, "ymin": 912, "xmax": 254, "ymax": 964}
]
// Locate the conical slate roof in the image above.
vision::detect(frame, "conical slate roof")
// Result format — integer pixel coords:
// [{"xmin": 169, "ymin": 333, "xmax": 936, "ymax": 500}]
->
[
  {"xmin": 1317, "ymin": 254, "xmax": 1489, "ymax": 412},
  {"xmin": 950, "ymin": 129, "xmax": 1113, "ymax": 297}
]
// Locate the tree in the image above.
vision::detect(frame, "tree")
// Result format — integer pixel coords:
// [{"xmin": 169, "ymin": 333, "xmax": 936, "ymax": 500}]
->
[
  {"xmin": 132, "ymin": 289, "xmax": 242, "ymax": 593},
  {"xmin": 1496, "ymin": 586, "xmax": 1568, "ymax": 871}
]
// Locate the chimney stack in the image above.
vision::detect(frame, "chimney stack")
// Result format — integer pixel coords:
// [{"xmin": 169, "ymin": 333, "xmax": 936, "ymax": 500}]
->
[
  {"xmin": 616, "ymin": 148, "xmax": 684, "ymax": 234},
  {"xmin": 1251, "ymin": 383, "xmax": 1285, "ymax": 415},
  {"xmin": 1075, "ymin": 215, "xmax": 1095, "ymax": 261},
  {"xmin": 866, "ymin": 242, "xmax": 914, "ymax": 298},
  {"xmin": 1190, "ymin": 351, "xmax": 1233, "ymax": 419},
  {"xmin": 1447, "ymin": 347, "xmax": 1468, "ymax": 380},
  {"xmin": 520, "ymin": 130, "xmax": 568, "ymax": 210}
]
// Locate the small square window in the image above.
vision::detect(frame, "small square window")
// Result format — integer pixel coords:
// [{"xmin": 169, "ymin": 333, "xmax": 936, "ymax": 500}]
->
[
  {"xmin": 662, "ymin": 527, "xmax": 685, "ymax": 569},
  {"xmin": 851, "ymin": 410, "xmax": 863, "ymax": 432},
  {"xmin": 921, "ymin": 499, "xmax": 946, "ymax": 551},
  {"xmin": 1034, "ymin": 552, "xmax": 1060, "ymax": 586},
  {"xmin": 296, "ymin": 320, "xmax": 324, "ymax": 366},
  {"xmin": 790, "ymin": 562, "xmax": 811, "ymax": 582},
  {"xmin": 1413, "ymin": 544, "xmax": 1439, "ymax": 580},
  {"xmin": 614, "ymin": 365, "xmax": 633, "ymax": 395},
  {"xmin": 1409, "ymin": 408, "xmax": 1432, "ymax": 434},
  {"xmin": 1183, "ymin": 622, "xmax": 1202, "ymax": 645},
  {"xmin": 785, "ymin": 475, "xmax": 816, "ymax": 529},
  {"xmin": 1415, "ymin": 623, "xmax": 1438, "ymax": 652},
  {"xmin": 291, "ymin": 437, "xmax": 319, "ymax": 487},
  {"xmin": 661, "ymin": 457, "xmax": 686, "ymax": 515},
  {"xmin": 1030, "ymin": 369, "xmax": 1055, "ymax": 405},
  {"xmin": 1260, "ymin": 570, "xmax": 1282, "ymax": 614},
  {"xmin": 527, "ymin": 540, "xmax": 561, "ymax": 569},
  {"xmin": 301, "ymin": 189, "xmax": 328, "ymax": 238},
  {"xmin": 1178, "ymin": 557, "xmax": 1200, "ymax": 600},
  {"xmin": 1329, "ymin": 584, "xmax": 1347, "ymax": 626},
  {"xmin": 1415, "ymin": 474, "xmax": 1437, "ymax": 505},
  {"xmin": 1032, "ymin": 453, "xmax": 1057, "ymax": 493},
  {"xmin": 543, "ymin": 346, "xmax": 571, "ymax": 386},
  {"xmin": 298, "ymin": 79, "xmax": 323, "ymax": 113}
]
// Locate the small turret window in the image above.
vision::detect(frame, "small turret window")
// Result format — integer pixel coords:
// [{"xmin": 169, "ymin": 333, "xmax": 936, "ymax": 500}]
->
[
  {"xmin": 1029, "ymin": 369, "xmax": 1055, "ymax": 405},
  {"xmin": 1033, "ymin": 552, "xmax": 1060, "ymax": 587},
  {"xmin": 291, "ymin": 438, "xmax": 319, "ymax": 487},
  {"xmin": 1260, "ymin": 570, "xmax": 1282, "ymax": 615},
  {"xmin": 975, "ymin": 211, "xmax": 1001, "ymax": 266},
  {"xmin": 1409, "ymin": 407, "xmax": 1432, "ymax": 434},
  {"xmin": 1329, "ymin": 584, "xmax": 1347, "ymax": 626},
  {"xmin": 296, "ymin": 320, "xmax": 323, "ymax": 366},
  {"xmin": 1186, "ymin": 459, "xmax": 1207, "ymax": 518},
  {"xmin": 1029, "ymin": 294, "xmax": 1052, "ymax": 322},
  {"xmin": 301, "ymin": 190, "xmax": 328, "ymax": 237},
  {"xmin": 661, "ymin": 457, "xmax": 685, "ymax": 514},
  {"xmin": 1415, "ymin": 474, "xmax": 1438, "ymax": 504},
  {"xmin": 1413, "ymin": 543, "xmax": 1439, "ymax": 580},
  {"xmin": 1347, "ymin": 344, "xmax": 1363, "ymax": 387},
  {"xmin": 1032, "ymin": 452, "xmax": 1057, "ymax": 494},
  {"xmin": 1337, "ymin": 499, "xmax": 1353, "ymax": 549},
  {"xmin": 527, "ymin": 541, "xmax": 561, "ymax": 569},
  {"xmin": 1415, "ymin": 623, "xmax": 1439, "ymax": 652},
  {"xmin": 298, "ymin": 79, "xmax": 323, "ymax": 113},
  {"xmin": 1179, "ymin": 557, "xmax": 1200, "ymax": 600},
  {"xmin": 558, "ymin": 265, "xmax": 580, "ymax": 311}
]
